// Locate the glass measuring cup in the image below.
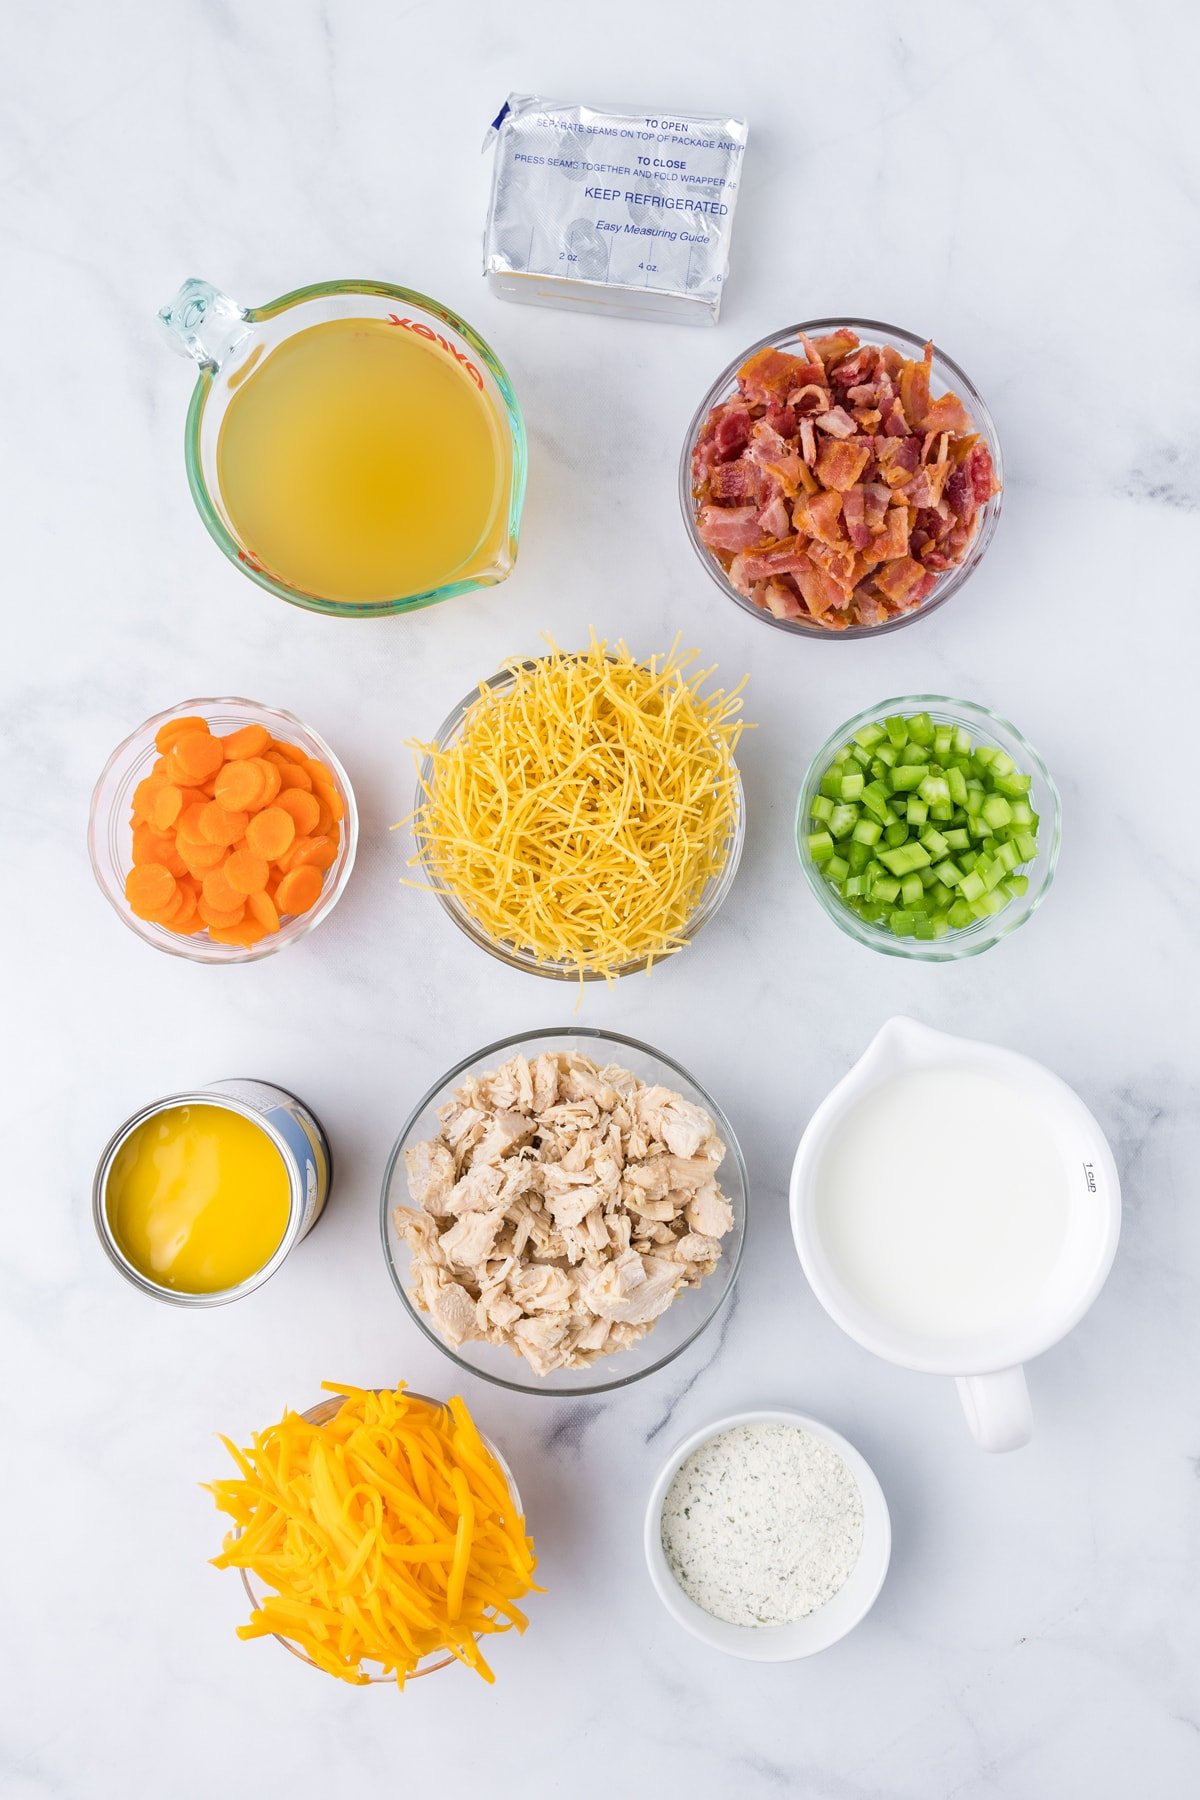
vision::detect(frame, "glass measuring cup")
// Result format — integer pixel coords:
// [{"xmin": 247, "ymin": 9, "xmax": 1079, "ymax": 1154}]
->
[{"xmin": 158, "ymin": 278, "xmax": 527, "ymax": 618}]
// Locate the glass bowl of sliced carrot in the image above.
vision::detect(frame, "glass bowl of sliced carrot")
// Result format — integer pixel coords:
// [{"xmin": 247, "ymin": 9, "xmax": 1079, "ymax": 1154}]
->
[{"xmin": 88, "ymin": 697, "xmax": 358, "ymax": 962}]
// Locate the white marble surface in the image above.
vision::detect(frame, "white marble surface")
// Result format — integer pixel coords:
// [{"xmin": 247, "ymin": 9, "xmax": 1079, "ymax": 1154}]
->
[{"xmin": 4, "ymin": 2, "xmax": 1199, "ymax": 1794}]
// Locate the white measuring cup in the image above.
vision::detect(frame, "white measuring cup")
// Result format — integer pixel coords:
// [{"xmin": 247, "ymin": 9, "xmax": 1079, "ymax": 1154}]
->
[{"xmin": 789, "ymin": 1018, "xmax": 1121, "ymax": 1451}]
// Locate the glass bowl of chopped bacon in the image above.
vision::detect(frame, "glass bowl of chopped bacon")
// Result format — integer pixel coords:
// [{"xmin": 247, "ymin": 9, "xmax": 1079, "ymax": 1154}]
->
[{"xmin": 680, "ymin": 319, "xmax": 1003, "ymax": 637}]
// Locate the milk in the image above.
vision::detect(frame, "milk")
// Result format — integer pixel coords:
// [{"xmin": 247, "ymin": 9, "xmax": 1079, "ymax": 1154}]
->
[{"xmin": 813, "ymin": 1067, "xmax": 1071, "ymax": 1340}]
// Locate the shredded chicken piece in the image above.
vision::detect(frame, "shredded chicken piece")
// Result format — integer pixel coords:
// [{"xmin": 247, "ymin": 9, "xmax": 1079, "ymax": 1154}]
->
[{"xmin": 394, "ymin": 1052, "xmax": 735, "ymax": 1374}]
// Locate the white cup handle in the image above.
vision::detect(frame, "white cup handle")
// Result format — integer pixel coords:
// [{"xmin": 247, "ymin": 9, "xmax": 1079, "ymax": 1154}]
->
[{"xmin": 955, "ymin": 1367, "xmax": 1032, "ymax": 1452}]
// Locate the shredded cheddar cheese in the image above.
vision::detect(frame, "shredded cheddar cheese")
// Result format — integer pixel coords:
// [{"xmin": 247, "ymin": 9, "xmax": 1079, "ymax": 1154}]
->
[
  {"xmin": 406, "ymin": 636, "xmax": 749, "ymax": 980},
  {"xmin": 207, "ymin": 1383, "xmax": 538, "ymax": 1687}
]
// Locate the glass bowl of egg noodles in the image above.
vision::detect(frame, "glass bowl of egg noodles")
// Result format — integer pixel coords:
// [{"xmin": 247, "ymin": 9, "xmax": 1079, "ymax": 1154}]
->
[{"xmin": 403, "ymin": 639, "xmax": 748, "ymax": 982}]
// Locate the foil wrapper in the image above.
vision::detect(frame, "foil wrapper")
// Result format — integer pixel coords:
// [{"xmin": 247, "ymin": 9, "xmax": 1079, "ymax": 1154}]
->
[{"xmin": 483, "ymin": 95, "xmax": 748, "ymax": 325}]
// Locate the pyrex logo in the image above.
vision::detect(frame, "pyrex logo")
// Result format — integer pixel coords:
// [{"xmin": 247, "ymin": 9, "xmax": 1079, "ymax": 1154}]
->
[{"xmin": 387, "ymin": 315, "xmax": 484, "ymax": 390}]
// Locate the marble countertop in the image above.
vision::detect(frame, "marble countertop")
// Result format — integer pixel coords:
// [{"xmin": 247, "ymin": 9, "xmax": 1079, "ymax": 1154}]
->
[{"xmin": 5, "ymin": 2, "xmax": 1199, "ymax": 1795}]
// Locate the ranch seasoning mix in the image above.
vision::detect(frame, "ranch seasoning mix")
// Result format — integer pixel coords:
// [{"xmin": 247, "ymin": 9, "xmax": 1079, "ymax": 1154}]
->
[{"xmin": 483, "ymin": 94, "xmax": 748, "ymax": 324}]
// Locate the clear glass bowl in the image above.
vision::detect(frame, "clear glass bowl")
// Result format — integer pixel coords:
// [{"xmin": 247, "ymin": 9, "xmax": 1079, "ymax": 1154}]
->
[
  {"xmin": 409, "ymin": 668, "xmax": 745, "ymax": 981},
  {"xmin": 380, "ymin": 1028, "xmax": 748, "ymax": 1395},
  {"xmin": 237, "ymin": 1392, "xmax": 523, "ymax": 1683},
  {"xmin": 88, "ymin": 697, "xmax": 358, "ymax": 963},
  {"xmin": 679, "ymin": 317, "xmax": 1003, "ymax": 639},
  {"xmin": 795, "ymin": 696, "xmax": 1060, "ymax": 961}
]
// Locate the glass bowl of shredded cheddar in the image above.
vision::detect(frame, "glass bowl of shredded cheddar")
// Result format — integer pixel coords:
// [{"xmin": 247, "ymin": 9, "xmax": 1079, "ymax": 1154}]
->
[
  {"xmin": 404, "ymin": 637, "xmax": 748, "ymax": 982},
  {"xmin": 207, "ymin": 1383, "xmax": 536, "ymax": 1687}
]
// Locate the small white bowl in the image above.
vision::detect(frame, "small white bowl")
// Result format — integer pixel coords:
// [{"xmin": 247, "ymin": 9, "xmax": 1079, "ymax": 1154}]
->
[{"xmin": 643, "ymin": 1407, "xmax": 891, "ymax": 1660}]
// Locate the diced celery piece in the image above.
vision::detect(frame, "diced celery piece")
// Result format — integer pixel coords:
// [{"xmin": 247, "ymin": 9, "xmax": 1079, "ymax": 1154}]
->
[
  {"xmin": 981, "ymin": 794, "xmax": 1013, "ymax": 829},
  {"xmin": 948, "ymin": 897, "xmax": 973, "ymax": 928},
  {"xmin": 977, "ymin": 890, "xmax": 1008, "ymax": 917},
  {"xmin": 861, "ymin": 781, "xmax": 892, "ymax": 821},
  {"xmin": 918, "ymin": 774, "xmax": 951, "ymax": 805},
  {"xmin": 943, "ymin": 827, "xmax": 969, "ymax": 850},
  {"xmin": 900, "ymin": 872, "xmax": 923, "ymax": 905},
  {"xmin": 931, "ymin": 914, "xmax": 950, "ymax": 937},
  {"xmin": 912, "ymin": 916, "xmax": 936, "ymax": 940},
  {"xmin": 889, "ymin": 909, "xmax": 916, "ymax": 935},
  {"xmin": 848, "ymin": 839, "xmax": 873, "ymax": 873},
  {"xmin": 840, "ymin": 770, "xmax": 865, "ymax": 801},
  {"xmin": 920, "ymin": 827, "xmax": 949, "ymax": 860},
  {"xmin": 853, "ymin": 722, "xmax": 886, "ymax": 750},
  {"xmin": 953, "ymin": 725, "xmax": 973, "ymax": 754},
  {"xmin": 884, "ymin": 821, "xmax": 909, "ymax": 848},
  {"xmin": 959, "ymin": 869, "xmax": 986, "ymax": 903},
  {"xmin": 906, "ymin": 797, "xmax": 928, "ymax": 826},
  {"xmin": 1013, "ymin": 830, "xmax": 1039, "ymax": 862},
  {"xmin": 807, "ymin": 831, "xmax": 834, "ymax": 862},
  {"xmin": 1009, "ymin": 798, "xmax": 1034, "ymax": 826},
  {"xmin": 932, "ymin": 859, "xmax": 961, "ymax": 886},
  {"xmin": 884, "ymin": 715, "xmax": 909, "ymax": 747},
  {"xmin": 973, "ymin": 744, "xmax": 996, "ymax": 767},
  {"xmin": 908, "ymin": 712, "xmax": 934, "ymax": 745},
  {"xmin": 931, "ymin": 801, "xmax": 954, "ymax": 821},
  {"xmin": 827, "ymin": 854, "xmax": 850, "ymax": 883},
  {"xmin": 968, "ymin": 811, "xmax": 992, "ymax": 838},
  {"xmin": 989, "ymin": 750, "xmax": 1015, "ymax": 777},
  {"xmin": 900, "ymin": 742, "xmax": 928, "ymax": 766},
  {"xmin": 873, "ymin": 874, "xmax": 901, "ymax": 903},
  {"xmin": 811, "ymin": 794, "xmax": 834, "ymax": 823},
  {"xmin": 848, "ymin": 742, "xmax": 872, "ymax": 767},
  {"xmin": 875, "ymin": 743, "xmax": 898, "ymax": 768},
  {"xmin": 1005, "ymin": 874, "xmax": 1030, "ymax": 897},
  {"xmin": 820, "ymin": 773, "xmax": 843, "ymax": 799},
  {"xmin": 959, "ymin": 849, "xmax": 979, "ymax": 871},
  {"xmin": 832, "ymin": 746, "xmax": 853, "ymax": 765},
  {"xmin": 843, "ymin": 875, "xmax": 866, "ymax": 897},
  {"xmin": 983, "ymin": 859, "xmax": 1007, "ymax": 892},
  {"xmin": 931, "ymin": 724, "xmax": 951, "ymax": 758},
  {"xmin": 993, "ymin": 770, "xmax": 1031, "ymax": 798},
  {"xmin": 927, "ymin": 880, "xmax": 952, "ymax": 910},
  {"xmin": 890, "ymin": 764, "xmax": 928, "ymax": 792},
  {"xmin": 947, "ymin": 766, "xmax": 969, "ymax": 806},
  {"xmin": 919, "ymin": 865, "xmax": 938, "ymax": 887},
  {"xmin": 828, "ymin": 802, "xmax": 858, "ymax": 839},
  {"xmin": 852, "ymin": 818, "xmax": 882, "ymax": 846},
  {"xmin": 995, "ymin": 839, "xmax": 1020, "ymax": 873},
  {"xmin": 879, "ymin": 841, "xmax": 932, "ymax": 876},
  {"xmin": 859, "ymin": 900, "xmax": 886, "ymax": 922}
]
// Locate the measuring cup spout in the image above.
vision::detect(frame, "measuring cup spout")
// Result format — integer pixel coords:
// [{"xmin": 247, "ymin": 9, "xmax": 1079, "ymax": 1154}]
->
[{"xmin": 158, "ymin": 279, "xmax": 251, "ymax": 370}]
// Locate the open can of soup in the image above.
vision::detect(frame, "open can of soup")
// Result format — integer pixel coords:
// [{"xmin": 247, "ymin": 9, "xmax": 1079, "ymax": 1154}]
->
[{"xmin": 93, "ymin": 1078, "xmax": 332, "ymax": 1307}]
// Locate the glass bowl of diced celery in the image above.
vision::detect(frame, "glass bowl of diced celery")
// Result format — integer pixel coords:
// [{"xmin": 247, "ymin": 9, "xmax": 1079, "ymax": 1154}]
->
[{"xmin": 795, "ymin": 697, "xmax": 1061, "ymax": 960}]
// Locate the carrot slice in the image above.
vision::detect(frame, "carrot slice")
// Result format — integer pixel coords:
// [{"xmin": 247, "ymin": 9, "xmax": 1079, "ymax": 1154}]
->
[
  {"xmin": 198, "ymin": 801, "xmax": 249, "ymax": 847},
  {"xmin": 207, "ymin": 919, "xmax": 268, "ymax": 947},
  {"xmin": 224, "ymin": 848, "xmax": 270, "ymax": 895},
  {"xmin": 168, "ymin": 731, "xmax": 225, "ymax": 785},
  {"xmin": 282, "ymin": 833, "xmax": 337, "ymax": 873},
  {"xmin": 178, "ymin": 838, "xmax": 226, "ymax": 873},
  {"xmin": 132, "ymin": 824, "xmax": 187, "ymax": 876},
  {"xmin": 247, "ymin": 889, "xmax": 281, "ymax": 933},
  {"xmin": 246, "ymin": 757, "xmax": 282, "ymax": 806},
  {"xmin": 168, "ymin": 882, "xmax": 201, "ymax": 933},
  {"xmin": 275, "ymin": 865, "xmax": 323, "ymax": 916},
  {"xmin": 221, "ymin": 723, "xmax": 271, "ymax": 761},
  {"xmin": 154, "ymin": 716, "xmax": 210, "ymax": 754},
  {"xmin": 149, "ymin": 785, "xmax": 184, "ymax": 831},
  {"xmin": 245, "ymin": 806, "xmax": 295, "ymax": 861},
  {"xmin": 268, "ymin": 757, "xmax": 313, "ymax": 792},
  {"xmin": 126, "ymin": 864, "xmax": 176, "ymax": 916},
  {"xmin": 213, "ymin": 759, "xmax": 267, "ymax": 812},
  {"xmin": 197, "ymin": 895, "xmax": 247, "ymax": 929},
  {"xmin": 202, "ymin": 868, "xmax": 246, "ymax": 914},
  {"xmin": 275, "ymin": 789, "xmax": 321, "ymax": 835},
  {"xmin": 267, "ymin": 738, "xmax": 310, "ymax": 766},
  {"xmin": 131, "ymin": 776, "xmax": 166, "ymax": 823}
]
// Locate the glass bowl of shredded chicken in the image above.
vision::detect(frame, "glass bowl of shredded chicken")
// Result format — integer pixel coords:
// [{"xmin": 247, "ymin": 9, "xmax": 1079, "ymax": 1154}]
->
[
  {"xmin": 402, "ymin": 638, "xmax": 747, "ymax": 982},
  {"xmin": 380, "ymin": 1028, "xmax": 748, "ymax": 1396},
  {"xmin": 680, "ymin": 318, "xmax": 1003, "ymax": 637}
]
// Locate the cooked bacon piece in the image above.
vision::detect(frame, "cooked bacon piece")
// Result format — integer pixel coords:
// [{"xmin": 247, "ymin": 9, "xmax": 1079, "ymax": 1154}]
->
[
  {"xmin": 876, "ymin": 555, "xmax": 933, "ymax": 606},
  {"xmin": 757, "ymin": 493, "xmax": 791, "ymax": 539},
  {"xmin": 762, "ymin": 579, "xmax": 804, "ymax": 621},
  {"xmin": 842, "ymin": 485, "xmax": 871, "ymax": 550},
  {"xmin": 696, "ymin": 505, "xmax": 763, "ymax": 553},
  {"xmin": 709, "ymin": 459, "xmax": 765, "ymax": 505},
  {"xmin": 690, "ymin": 327, "xmax": 997, "ymax": 629},
  {"xmin": 739, "ymin": 347, "xmax": 814, "ymax": 405},
  {"xmin": 814, "ymin": 406, "xmax": 858, "ymax": 439},
  {"xmin": 815, "ymin": 437, "xmax": 871, "ymax": 492},
  {"xmin": 796, "ymin": 489, "xmax": 845, "ymax": 547}
]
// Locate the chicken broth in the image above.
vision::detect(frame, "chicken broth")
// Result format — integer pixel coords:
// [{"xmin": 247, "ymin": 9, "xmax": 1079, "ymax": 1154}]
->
[{"xmin": 216, "ymin": 317, "xmax": 508, "ymax": 604}]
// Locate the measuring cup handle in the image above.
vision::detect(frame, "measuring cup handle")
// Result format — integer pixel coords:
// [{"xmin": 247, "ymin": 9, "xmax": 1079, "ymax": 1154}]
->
[
  {"xmin": 157, "ymin": 278, "xmax": 250, "ymax": 369},
  {"xmin": 955, "ymin": 1367, "xmax": 1032, "ymax": 1452}
]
